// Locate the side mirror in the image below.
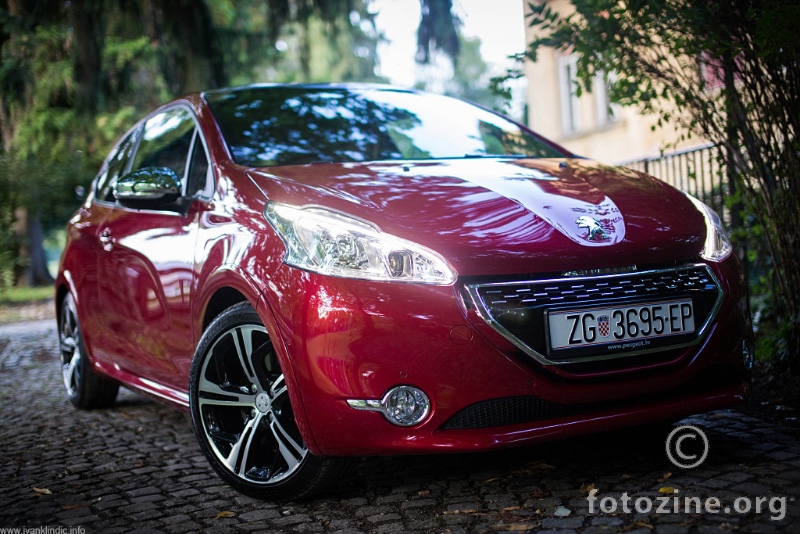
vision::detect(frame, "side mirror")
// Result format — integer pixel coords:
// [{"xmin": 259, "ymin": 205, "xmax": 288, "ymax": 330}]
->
[{"xmin": 114, "ymin": 167, "xmax": 182, "ymax": 209}]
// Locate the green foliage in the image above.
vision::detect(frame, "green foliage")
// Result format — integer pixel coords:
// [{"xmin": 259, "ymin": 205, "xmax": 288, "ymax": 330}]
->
[
  {"xmin": 0, "ymin": 284, "xmax": 52, "ymax": 304},
  {"xmin": 448, "ymin": 34, "xmax": 508, "ymax": 111},
  {"xmin": 0, "ymin": 0, "xmax": 387, "ymax": 288},
  {"xmin": 416, "ymin": 33, "xmax": 510, "ymax": 113},
  {"xmin": 269, "ymin": 10, "xmax": 384, "ymax": 84},
  {"xmin": 0, "ymin": 159, "xmax": 25, "ymax": 292},
  {"xmin": 523, "ymin": 0, "xmax": 800, "ymax": 365}
]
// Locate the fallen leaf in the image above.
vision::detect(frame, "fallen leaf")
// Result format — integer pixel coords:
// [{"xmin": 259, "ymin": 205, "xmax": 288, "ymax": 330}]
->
[
  {"xmin": 501, "ymin": 506, "xmax": 521, "ymax": 512},
  {"xmin": 418, "ymin": 490, "xmax": 430, "ymax": 496},
  {"xmin": 580, "ymin": 483, "xmax": 596, "ymax": 494},
  {"xmin": 32, "ymin": 487, "xmax": 52, "ymax": 495},
  {"xmin": 451, "ymin": 511, "xmax": 492, "ymax": 519},
  {"xmin": 622, "ymin": 520, "xmax": 654, "ymax": 531},
  {"xmin": 528, "ymin": 489, "xmax": 549, "ymax": 499},
  {"xmin": 658, "ymin": 472, "xmax": 672, "ymax": 482},
  {"xmin": 216, "ymin": 511, "xmax": 236, "ymax": 519},
  {"xmin": 659, "ymin": 486, "xmax": 676, "ymax": 495},
  {"xmin": 527, "ymin": 461, "xmax": 556, "ymax": 470},
  {"xmin": 491, "ymin": 523, "xmax": 536, "ymax": 531},
  {"xmin": 61, "ymin": 503, "xmax": 91, "ymax": 511}
]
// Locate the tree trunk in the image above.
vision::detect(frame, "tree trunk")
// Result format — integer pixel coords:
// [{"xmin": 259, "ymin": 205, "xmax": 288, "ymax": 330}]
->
[
  {"xmin": 177, "ymin": 1, "xmax": 228, "ymax": 91},
  {"xmin": 25, "ymin": 211, "xmax": 53, "ymax": 286},
  {"xmin": 299, "ymin": 17, "xmax": 311, "ymax": 82},
  {"xmin": 156, "ymin": 0, "xmax": 227, "ymax": 93},
  {"xmin": 722, "ymin": 54, "xmax": 745, "ymax": 267},
  {"xmin": 69, "ymin": 0, "xmax": 105, "ymax": 115}
]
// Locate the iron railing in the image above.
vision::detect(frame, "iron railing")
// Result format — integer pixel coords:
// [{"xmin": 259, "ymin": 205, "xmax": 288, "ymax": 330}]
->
[{"xmin": 618, "ymin": 143, "xmax": 733, "ymax": 227}]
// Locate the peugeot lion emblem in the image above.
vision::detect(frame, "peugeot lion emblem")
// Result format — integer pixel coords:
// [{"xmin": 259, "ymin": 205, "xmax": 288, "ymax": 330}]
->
[{"xmin": 576, "ymin": 216, "xmax": 610, "ymax": 241}]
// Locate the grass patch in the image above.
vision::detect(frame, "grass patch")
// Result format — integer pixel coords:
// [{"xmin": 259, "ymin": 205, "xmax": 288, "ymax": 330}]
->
[
  {"xmin": 0, "ymin": 286, "xmax": 55, "ymax": 304},
  {"xmin": 0, "ymin": 285, "xmax": 54, "ymax": 304}
]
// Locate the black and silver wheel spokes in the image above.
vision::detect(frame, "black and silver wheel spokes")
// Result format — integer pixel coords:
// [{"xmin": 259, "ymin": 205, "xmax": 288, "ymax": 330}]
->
[
  {"xmin": 60, "ymin": 303, "xmax": 80, "ymax": 397},
  {"xmin": 197, "ymin": 325, "xmax": 307, "ymax": 485}
]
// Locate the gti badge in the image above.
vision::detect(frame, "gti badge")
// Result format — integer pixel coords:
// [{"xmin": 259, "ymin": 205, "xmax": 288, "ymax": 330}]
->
[{"xmin": 576, "ymin": 216, "xmax": 610, "ymax": 241}]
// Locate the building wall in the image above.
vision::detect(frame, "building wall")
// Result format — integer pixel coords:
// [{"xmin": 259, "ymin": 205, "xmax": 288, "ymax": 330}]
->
[{"xmin": 522, "ymin": 0, "xmax": 696, "ymax": 165}]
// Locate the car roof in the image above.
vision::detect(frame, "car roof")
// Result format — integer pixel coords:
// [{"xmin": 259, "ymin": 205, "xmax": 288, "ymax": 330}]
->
[{"xmin": 201, "ymin": 82, "xmax": 418, "ymax": 100}]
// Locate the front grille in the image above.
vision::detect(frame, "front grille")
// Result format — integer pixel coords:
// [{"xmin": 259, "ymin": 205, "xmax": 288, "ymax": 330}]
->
[
  {"xmin": 441, "ymin": 364, "xmax": 742, "ymax": 430},
  {"xmin": 465, "ymin": 264, "xmax": 722, "ymax": 365}
]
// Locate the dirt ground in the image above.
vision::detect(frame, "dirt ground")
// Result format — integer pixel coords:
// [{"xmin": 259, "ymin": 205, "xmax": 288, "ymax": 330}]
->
[{"xmin": 0, "ymin": 297, "xmax": 56, "ymax": 325}]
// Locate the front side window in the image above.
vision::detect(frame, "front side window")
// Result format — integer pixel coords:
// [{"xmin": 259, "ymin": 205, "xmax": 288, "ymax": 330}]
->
[
  {"xmin": 206, "ymin": 87, "xmax": 568, "ymax": 167},
  {"xmin": 131, "ymin": 108, "xmax": 196, "ymax": 180},
  {"xmin": 95, "ymin": 129, "xmax": 139, "ymax": 203},
  {"xmin": 185, "ymin": 132, "xmax": 211, "ymax": 198}
]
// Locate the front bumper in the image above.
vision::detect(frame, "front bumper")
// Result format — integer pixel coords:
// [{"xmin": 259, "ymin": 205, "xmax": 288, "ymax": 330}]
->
[{"xmin": 261, "ymin": 256, "xmax": 752, "ymax": 457}]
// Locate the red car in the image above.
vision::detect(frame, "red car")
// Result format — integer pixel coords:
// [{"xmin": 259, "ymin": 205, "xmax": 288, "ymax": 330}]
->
[{"xmin": 56, "ymin": 84, "xmax": 753, "ymax": 499}]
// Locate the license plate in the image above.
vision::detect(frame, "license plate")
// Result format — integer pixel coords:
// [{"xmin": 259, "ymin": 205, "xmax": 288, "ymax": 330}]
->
[{"xmin": 547, "ymin": 299, "xmax": 695, "ymax": 352}]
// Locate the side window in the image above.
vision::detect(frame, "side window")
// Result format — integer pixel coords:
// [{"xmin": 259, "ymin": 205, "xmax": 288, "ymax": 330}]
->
[
  {"xmin": 185, "ymin": 132, "xmax": 210, "ymax": 198},
  {"xmin": 95, "ymin": 129, "xmax": 139, "ymax": 202},
  {"xmin": 130, "ymin": 108, "xmax": 195, "ymax": 180}
]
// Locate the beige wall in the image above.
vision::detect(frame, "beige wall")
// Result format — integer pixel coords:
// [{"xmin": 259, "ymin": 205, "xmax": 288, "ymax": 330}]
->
[{"xmin": 522, "ymin": 0, "xmax": 696, "ymax": 165}]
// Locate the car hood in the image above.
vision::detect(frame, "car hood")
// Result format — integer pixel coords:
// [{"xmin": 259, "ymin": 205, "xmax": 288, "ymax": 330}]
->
[{"xmin": 248, "ymin": 158, "xmax": 706, "ymax": 277}]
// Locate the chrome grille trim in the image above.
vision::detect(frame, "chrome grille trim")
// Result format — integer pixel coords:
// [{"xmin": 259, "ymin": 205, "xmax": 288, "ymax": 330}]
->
[{"xmin": 465, "ymin": 264, "xmax": 724, "ymax": 366}]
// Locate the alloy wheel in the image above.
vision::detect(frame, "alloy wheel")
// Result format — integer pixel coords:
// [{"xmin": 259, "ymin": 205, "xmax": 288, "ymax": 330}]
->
[
  {"xmin": 59, "ymin": 297, "xmax": 82, "ymax": 397},
  {"xmin": 196, "ymin": 323, "xmax": 308, "ymax": 485}
]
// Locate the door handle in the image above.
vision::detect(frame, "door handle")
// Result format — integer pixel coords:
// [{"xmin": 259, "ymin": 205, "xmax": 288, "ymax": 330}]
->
[{"xmin": 99, "ymin": 228, "xmax": 112, "ymax": 247}]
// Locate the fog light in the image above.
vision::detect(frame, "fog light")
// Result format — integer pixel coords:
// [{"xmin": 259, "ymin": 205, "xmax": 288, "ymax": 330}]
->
[
  {"xmin": 382, "ymin": 386, "xmax": 430, "ymax": 426},
  {"xmin": 742, "ymin": 339, "xmax": 754, "ymax": 370},
  {"xmin": 347, "ymin": 385, "xmax": 431, "ymax": 427}
]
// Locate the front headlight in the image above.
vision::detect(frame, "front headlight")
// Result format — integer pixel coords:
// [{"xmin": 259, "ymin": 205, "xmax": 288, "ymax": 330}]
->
[
  {"xmin": 685, "ymin": 194, "xmax": 732, "ymax": 262},
  {"xmin": 265, "ymin": 202, "xmax": 457, "ymax": 284}
]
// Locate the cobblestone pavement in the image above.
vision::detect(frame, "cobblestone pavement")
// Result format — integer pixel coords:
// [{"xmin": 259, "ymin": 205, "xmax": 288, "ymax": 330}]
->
[{"xmin": 1, "ymin": 320, "xmax": 798, "ymax": 533}]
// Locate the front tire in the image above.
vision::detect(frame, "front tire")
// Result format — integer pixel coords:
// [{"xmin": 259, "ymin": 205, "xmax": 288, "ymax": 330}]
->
[
  {"xmin": 59, "ymin": 293, "xmax": 119, "ymax": 409},
  {"xmin": 189, "ymin": 302, "xmax": 350, "ymax": 500}
]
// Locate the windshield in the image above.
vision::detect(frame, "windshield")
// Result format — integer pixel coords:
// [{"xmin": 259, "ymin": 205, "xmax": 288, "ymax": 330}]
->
[{"xmin": 205, "ymin": 86, "xmax": 569, "ymax": 167}]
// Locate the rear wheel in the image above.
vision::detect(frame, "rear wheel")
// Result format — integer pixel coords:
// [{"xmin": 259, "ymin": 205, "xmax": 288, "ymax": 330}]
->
[
  {"xmin": 189, "ymin": 302, "xmax": 350, "ymax": 500},
  {"xmin": 59, "ymin": 293, "xmax": 119, "ymax": 409}
]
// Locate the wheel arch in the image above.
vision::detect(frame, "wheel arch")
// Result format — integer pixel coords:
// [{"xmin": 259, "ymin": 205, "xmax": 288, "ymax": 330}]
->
[
  {"xmin": 55, "ymin": 270, "xmax": 79, "ymax": 335},
  {"xmin": 55, "ymin": 282, "xmax": 69, "ymax": 324},
  {"xmin": 202, "ymin": 286, "xmax": 249, "ymax": 330},
  {"xmin": 54, "ymin": 271, "xmax": 101, "ymax": 371},
  {"xmin": 194, "ymin": 267, "xmax": 323, "ymax": 456}
]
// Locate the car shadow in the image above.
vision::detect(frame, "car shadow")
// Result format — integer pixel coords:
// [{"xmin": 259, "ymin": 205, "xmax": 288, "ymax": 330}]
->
[{"xmin": 324, "ymin": 414, "xmax": 759, "ymax": 500}]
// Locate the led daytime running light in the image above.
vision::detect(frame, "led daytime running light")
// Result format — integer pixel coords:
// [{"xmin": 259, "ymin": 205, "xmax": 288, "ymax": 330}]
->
[{"xmin": 685, "ymin": 194, "xmax": 733, "ymax": 262}]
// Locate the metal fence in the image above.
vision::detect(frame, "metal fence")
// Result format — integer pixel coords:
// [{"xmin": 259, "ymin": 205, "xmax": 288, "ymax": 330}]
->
[{"xmin": 618, "ymin": 143, "xmax": 734, "ymax": 227}]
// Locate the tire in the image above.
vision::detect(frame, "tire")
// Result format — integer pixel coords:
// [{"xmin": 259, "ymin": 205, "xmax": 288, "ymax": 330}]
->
[
  {"xmin": 189, "ymin": 302, "xmax": 351, "ymax": 500},
  {"xmin": 59, "ymin": 293, "xmax": 119, "ymax": 409}
]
